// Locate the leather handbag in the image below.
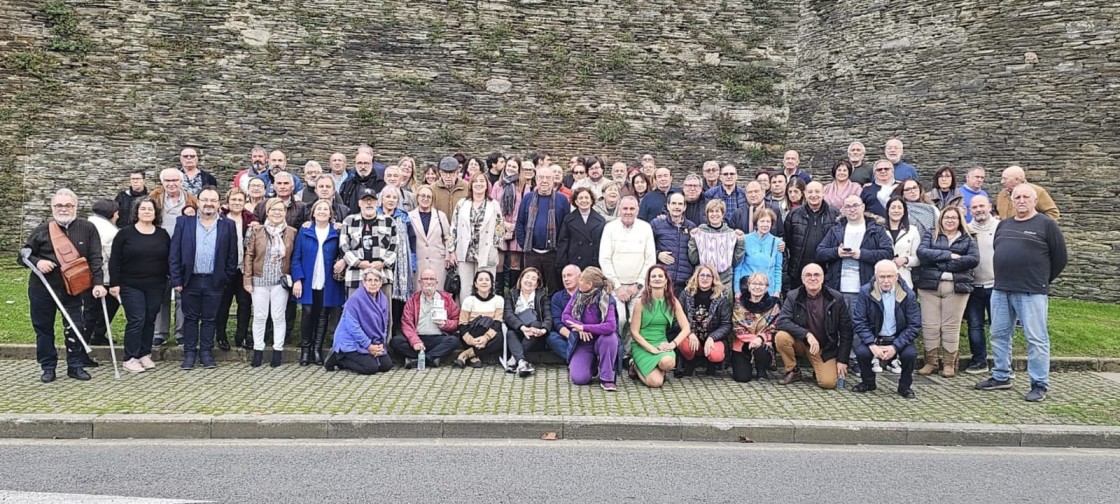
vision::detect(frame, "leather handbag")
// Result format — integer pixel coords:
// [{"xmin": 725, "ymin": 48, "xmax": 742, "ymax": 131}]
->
[{"xmin": 49, "ymin": 221, "xmax": 93, "ymax": 296}]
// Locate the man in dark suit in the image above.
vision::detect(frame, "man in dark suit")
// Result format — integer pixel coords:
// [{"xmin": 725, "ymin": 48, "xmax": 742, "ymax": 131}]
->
[{"xmin": 169, "ymin": 186, "xmax": 238, "ymax": 370}]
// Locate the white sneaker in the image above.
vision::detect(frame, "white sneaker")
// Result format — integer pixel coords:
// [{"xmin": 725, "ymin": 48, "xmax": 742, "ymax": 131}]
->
[
  {"xmin": 139, "ymin": 355, "xmax": 157, "ymax": 369},
  {"xmin": 871, "ymin": 358, "xmax": 883, "ymax": 373},
  {"xmin": 887, "ymin": 359, "xmax": 902, "ymax": 374},
  {"xmin": 123, "ymin": 358, "xmax": 146, "ymax": 373}
]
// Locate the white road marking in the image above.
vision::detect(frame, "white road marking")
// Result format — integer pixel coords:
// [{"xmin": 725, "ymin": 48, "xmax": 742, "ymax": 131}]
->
[{"xmin": 0, "ymin": 491, "xmax": 209, "ymax": 503}]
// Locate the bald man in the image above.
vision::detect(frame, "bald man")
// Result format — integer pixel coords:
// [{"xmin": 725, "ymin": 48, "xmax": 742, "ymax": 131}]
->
[
  {"xmin": 977, "ymin": 184, "xmax": 1067, "ymax": 402},
  {"xmin": 774, "ymin": 263, "xmax": 852, "ymax": 389},
  {"xmin": 995, "ymin": 165, "xmax": 1059, "ymax": 221},
  {"xmin": 850, "ymin": 260, "xmax": 921, "ymax": 398},
  {"xmin": 547, "ymin": 264, "xmax": 583, "ymax": 361}
]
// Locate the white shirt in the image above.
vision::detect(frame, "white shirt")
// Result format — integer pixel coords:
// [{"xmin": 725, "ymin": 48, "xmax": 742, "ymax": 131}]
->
[
  {"xmin": 312, "ymin": 224, "xmax": 328, "ymax": 290},
  {"xmin": 840, "ymin": 221, "xmax": 866, "ymax": 293}
]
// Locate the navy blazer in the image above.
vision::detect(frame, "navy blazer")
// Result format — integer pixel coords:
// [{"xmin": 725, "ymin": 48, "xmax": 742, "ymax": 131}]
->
[{"xmin": 169, "ymin": 215, "xmax": 238, "ymax": 289}]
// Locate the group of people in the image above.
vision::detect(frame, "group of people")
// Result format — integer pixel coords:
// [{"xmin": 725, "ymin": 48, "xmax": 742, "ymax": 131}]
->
[{"xmin": 23, "ymin": 138, "xmax": 1068, "ymax": 402}]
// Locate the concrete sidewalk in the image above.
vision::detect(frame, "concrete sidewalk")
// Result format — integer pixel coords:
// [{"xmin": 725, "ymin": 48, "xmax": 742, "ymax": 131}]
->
[{"xmin": 1, "ymin": 348, "xmax": 1119, "ymax": 447}]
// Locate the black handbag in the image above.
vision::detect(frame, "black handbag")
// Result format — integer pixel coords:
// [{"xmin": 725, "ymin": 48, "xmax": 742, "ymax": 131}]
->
[{"xmin": 444, "ymin": 266, "xmax": 460, "ymax": 296}]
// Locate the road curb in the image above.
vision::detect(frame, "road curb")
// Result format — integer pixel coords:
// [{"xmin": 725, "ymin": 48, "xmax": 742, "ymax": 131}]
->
[
  {"xmin": 2, "ymin": 344, "xmax": 1115, "ymax": 371},
  {"xmin": 1, "ymin": 414, "xmax": 1118, "ymax": 448}
]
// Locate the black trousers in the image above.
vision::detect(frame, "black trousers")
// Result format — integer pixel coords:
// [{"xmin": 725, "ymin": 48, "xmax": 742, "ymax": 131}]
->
[
  {"xmin": 299, "ymin": 290, "xmax": 337, "ymax": 346},
  {"xmin": 119, "ymin": 283, "xmax": 166, "ymax": 360},
  {"xmin": 30, "ymin": 285, "xmax": 88, "ymax": 370},
  {"xmin": 523, "ymin": 251, "xmax": 558, "ymax": 296},
  {"xmin": 461, "ymin": 320, "xmax": 504, "ymax": 357},
  {"xmin": 337, "ymin": 352, "xmax": 393, "ymax": 375},
  {"xmin": 390, "ymin": 333, "xmax": 461, "ymax": 361},
  {"xmin": 506, "ymin": 325, "xmax": 548, "ymax": 361},
  {"xmin": 81, "ymin": 289, "xmax": 119, "ymax": 342},
  {"xmin": 855, "ymin": 341, "xmax": 917, "ymax": 391},
  {"xmin": 730, "ymin": 345, "xmax": 774, "ymax": 383},
  {"xmin": 217, "ymin": 270, "xmax": 251, "ymax": 341}
]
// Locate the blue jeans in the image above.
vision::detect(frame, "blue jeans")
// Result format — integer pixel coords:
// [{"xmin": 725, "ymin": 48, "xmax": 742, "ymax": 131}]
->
[
  {"xmin": 964, "ymin": 286, "xmax": 992, "ymax": 365},
  {"xmin": 990, "ymin": 290, "xmax": 1050, "ymax": 389},
  {"xmin": 546, "ymin": 332, "xmax": 571, "ymax": 362}
]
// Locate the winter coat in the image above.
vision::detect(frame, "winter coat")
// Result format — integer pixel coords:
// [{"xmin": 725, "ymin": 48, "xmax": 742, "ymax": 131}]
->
[
  {"xmin": 651, "ymin": 215, "xmax": 696, "ymax": 289},
  {"xmin": 775, "ymin": 286, "xmax": 853, "ymax": 364},
  {"xmin": 915, "ymin": 229, "xmax": 980, "ymax": 293},
  {"xmin": 408, "ymin": 208, "xmax": 452, "ymax": 292},
  {"xmin": 556, "ymin": 209, "xmax": 606, "ymax": 270},
  {"xmin": 851, "ymin": 282, "xmax": 921, "ymax": 349},
  {"xmin": 815, "ymin": 213, "xmax": 894, "ymax": 292},
  {"xmin": 290, "ymin": 223, "xmax": 346, "ymax": 308},
  {"xmin": 783, "ymin": 202, "xmax": 840, "ymax": 290},
  {"xmin": 679, "ymin": 289, "xmax": 733, "ymax": 342}
]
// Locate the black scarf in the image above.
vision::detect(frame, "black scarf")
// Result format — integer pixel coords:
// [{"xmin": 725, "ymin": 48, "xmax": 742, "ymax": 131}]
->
[
  {"xmin": 500, "ymin": 173, "xmax": 519, "ymax": 216},
  {"xmin": 740, "ymin": 293, "xmax": 777, "ymax": 314}
]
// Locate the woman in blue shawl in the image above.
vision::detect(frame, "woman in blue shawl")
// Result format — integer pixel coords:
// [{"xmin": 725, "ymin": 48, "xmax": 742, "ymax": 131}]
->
[{"xmin": 323, "ymin": 269, "xmax": 393, "ymax": 374}]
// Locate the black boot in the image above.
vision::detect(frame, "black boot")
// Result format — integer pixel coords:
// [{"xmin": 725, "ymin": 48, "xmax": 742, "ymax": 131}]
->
[
  {"xmin": 235, "ymin": 329, "xmax": 251, "ymax": 351},
  {"xmin": 299, "ymin": 347, "xmax": 311, "ymax": 366},
  {"xmin": 312, "ymin": 311, "xmax": 329, "ymax": 365},
  {"xmin": 217, "ymin": 332, "xmax": 231, "ymax": 351},
  {"xmin": 251, "ymin": 350, "xmax": 264, "ymax": 368},
  {"xmin": 271, "ymin": 350, "xmax": 283, "ymax": 368}
]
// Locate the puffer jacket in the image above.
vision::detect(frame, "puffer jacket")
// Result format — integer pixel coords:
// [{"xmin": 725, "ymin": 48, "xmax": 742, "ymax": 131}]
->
[
  {"xmin": 816, "ymin": 213, "xmax": 894, "ymax": 291},
  {"xmin": 679, "ymin": 289, "xmax": 732, "ymax": 342},
  {"xmin": 915, "ymin": 229, "xmax": 979, "ymax": 293},
  {"xmin": 651, "ymin": 214, "xmax": 695, "ymax": 289},
  {"xmin": 783, "ymin": 202, "xmax": 840, "ymax": 289}
]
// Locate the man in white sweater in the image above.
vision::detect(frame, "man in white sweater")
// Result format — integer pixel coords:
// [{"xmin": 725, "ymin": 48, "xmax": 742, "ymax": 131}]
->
[
  {"xmin": 964, "ymin": 195, "xmax": 998, "ymax": 374},
  {"xmin": 598, "ymin": 196, "xmax": 656, "ymax": 357}
]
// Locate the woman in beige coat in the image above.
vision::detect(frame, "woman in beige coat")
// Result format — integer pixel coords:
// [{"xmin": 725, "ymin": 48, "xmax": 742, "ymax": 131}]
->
[{"xmin": 408, "ymin": 185, "xmax": 453, "ymax": 291}]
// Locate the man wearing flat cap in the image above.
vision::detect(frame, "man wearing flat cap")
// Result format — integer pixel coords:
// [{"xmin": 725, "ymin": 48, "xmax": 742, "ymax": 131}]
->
[{"xmin": 431, "ymin": 156, "xmax": 469, "ymax": 219}]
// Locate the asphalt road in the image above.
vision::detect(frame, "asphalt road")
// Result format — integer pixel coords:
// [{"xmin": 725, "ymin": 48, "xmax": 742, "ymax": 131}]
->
[{"xmin": 0, "ymin": 439, "xmax": 1117, "ymax": 503}]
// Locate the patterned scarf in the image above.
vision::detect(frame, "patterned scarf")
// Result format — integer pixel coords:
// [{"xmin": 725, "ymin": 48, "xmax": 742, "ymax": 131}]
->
[
  {"xmin": 524, "ymin": 192, "xmax": 557, "ymax": 251},
  {"xmin": 264, "ymin": 221, "xmax": 287, "ymax": 257},
  {"xmin": 499, "ymin": 173, "xmax": 519, "ymax": 217},
  {"xmin": 570, "ymin": 288, "xmax": 610, "ymax": 323}
]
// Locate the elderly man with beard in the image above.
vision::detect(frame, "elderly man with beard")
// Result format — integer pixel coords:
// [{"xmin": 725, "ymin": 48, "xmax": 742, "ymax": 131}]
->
[
  {"xmin": 22, "ymin": 189, "xmax": 107, "ymax": 382},
  {"xmin": 234, "ymin": 146, "xmax": 269, "ymax": 192},
  {"xmin": 847, "ymin": 141, "xmax": 874, "ymax": 186},
  {"xmin": 884, "ymin": 138, "xmax": 919, "ymax": 182},
  {"xmin": 169, "ymin": 186, "xmax": 238, "ymax": 370},
  {"xmin": 393, "ymin": 269, "xmax": 463, "ymax": 369}
]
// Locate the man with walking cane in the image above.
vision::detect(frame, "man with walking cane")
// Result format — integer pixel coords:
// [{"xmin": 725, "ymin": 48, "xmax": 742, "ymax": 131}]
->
[{"xmin": 20, "ymin": 189, "xmax": 105, "ymax": 383}]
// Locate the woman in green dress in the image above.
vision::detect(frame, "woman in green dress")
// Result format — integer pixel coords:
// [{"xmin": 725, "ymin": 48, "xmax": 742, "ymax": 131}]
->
[{"xmin": 628, "ymin": 265, "xmax": 691, "ymax": 388}]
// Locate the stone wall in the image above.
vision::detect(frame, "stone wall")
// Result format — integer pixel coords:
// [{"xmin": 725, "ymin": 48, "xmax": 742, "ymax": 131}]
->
[
  {"xmin": 1, "ymin": 0, "xmax": 1117, "ymax": 300},
  {"xmin": 788, "ymin": 0, "xmax": 1120, "ymax": 301}
]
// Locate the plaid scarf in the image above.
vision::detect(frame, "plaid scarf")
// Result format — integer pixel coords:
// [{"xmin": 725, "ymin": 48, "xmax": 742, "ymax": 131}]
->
[{"xmin": 524, "ymin": 192, "xmax": 557, "ymax": 251}]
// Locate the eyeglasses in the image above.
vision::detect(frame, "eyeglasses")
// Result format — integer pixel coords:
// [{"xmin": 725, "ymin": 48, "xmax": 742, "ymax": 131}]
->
[
  {"xmin": 181, "ymin": 154, "xmax": 197, "ymax": 159},
  {"xmin": 874, "ymin": 167, "xmax": 891, "ymax": 172},
  {"xmin": 698, "ymin": 273, "xmax": 714, "ymax": 278},
  {"xmin": 721, "ymin": 172, "xmax": 736, "ymax": 176},
  {"xmin": 841, "ymin": 204, "xmax": 863, "ymax": 210},
  {"xmin": 52, "ymin": 203, "xmax": 76, "ymax": 210},
  {"xmin": 573, "ymin": 170, "xmax": 586, "ymax": 175}
]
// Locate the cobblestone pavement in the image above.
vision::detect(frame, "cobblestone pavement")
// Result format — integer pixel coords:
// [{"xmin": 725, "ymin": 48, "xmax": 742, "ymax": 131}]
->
[{"xmin": 1, "ymin": 360, "xmax": 1119, "ymax": 425}]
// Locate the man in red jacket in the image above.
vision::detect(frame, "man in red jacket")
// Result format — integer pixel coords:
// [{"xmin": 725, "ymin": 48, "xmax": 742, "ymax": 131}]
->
[{"xmin": 392, "ymin": 269, "xmax": 462, "ymax": 368}]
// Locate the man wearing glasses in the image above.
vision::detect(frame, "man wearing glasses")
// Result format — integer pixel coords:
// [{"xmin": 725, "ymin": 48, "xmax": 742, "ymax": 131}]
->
[
  {"xmin": 393, "ymin": 269, "xmax": 462, "ymax": 369},
  {"xmin": 149, "ymin": 166, "xmax": 198, "ymax": 347},
  {"xmin": 704, "ymin": 163, "xmax": 748, "ymax": 225},
  {"xmin": 774, "ymin": 264, "xmax": 852, "ymax": 389},
  {"xmin": 22, "ymin": 189, "xmax": 107, "ymax": 382},
  {"xmin": 178, "ymin": 148, "xmax": 217, "ymax": 197},
  {"xmin": 700, "ymin": 160, "xmax": 721, "ymax": 191}
]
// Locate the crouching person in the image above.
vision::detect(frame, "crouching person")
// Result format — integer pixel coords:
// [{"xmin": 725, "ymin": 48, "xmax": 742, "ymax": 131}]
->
[
  {"xmin": 323, "ymin": 269, "xmax": 393, "ymax": 374},
  {"xmin": 850, "ymin": 260, "xmax": 920, "ymax": 399},
  {"xmin": 392, "ymin": 269, "xmax": 462, "ymax": 369},
  {"xmin": 773, "ymin": 263, "xmax": 852, "ymax": 389},
  {"xmin": 562, "ymin": 267, "xmax": 619, "ymax": 390}
]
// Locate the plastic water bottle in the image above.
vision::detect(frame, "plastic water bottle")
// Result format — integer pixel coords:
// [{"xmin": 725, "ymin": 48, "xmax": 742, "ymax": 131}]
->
[
  {"xmin": 837, "ymin": 374, "xmax": 846, "ymax": 390},
  {"xmin": 417, "ymin": 349, "xmax": 426, "ymax": 371}
]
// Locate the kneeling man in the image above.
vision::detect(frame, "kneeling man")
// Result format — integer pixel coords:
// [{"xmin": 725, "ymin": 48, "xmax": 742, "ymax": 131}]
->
[
  {"xmin": 850, "ymin": 260, "xmax": 921, "ymax": 398},
  {"xmin": 774, "ymin": 263, "xmax": 852, "ymax": 389}
]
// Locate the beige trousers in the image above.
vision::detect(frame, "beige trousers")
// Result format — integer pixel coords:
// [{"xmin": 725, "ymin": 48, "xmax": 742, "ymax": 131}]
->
[{"xmin": 918, "ymin": 281, "xmax": 969, "ymax": 353}]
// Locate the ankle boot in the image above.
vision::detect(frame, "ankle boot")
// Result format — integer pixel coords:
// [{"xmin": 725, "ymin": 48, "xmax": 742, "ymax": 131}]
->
[
  {"xmin": 453, "ymin": 347, "xmax": 475, "ymax": 368},
  {"xmin": 216, "ymin": 333, "xmax": 231, "ymax": 351},
  {"xmin": 251, "ymin": 350, "xmax": 264, "ymax": 367},
  {"xmin": 312, "ymin": 313, "xmax": 328, "ymax": 365},
  {"xmin": 941, "ymin": 350, "xmax": 958, "ymax": 378},
  {"xmin": 917, "ymin": 349, "xmax": 939, "ymax": 375},
  {"xmin": 235, "ymin": 328, "xmax": 251, "ymax": 350},
  {"xmin": 299, "ymin": 347, "xmax": 312, "ymax": 366},
  {"xmin": 271, "ymin": 350, "xmax": 283, "ymax": 368}
]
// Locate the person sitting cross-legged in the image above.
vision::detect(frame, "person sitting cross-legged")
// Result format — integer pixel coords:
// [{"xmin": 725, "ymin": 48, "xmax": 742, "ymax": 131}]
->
[
  {"xmin": 392, "ymin": 268, "xmax": 462, "ymax": 369},
  {"xmin": 323, "ymin": 269, "xmax": 393, "ymax": 375},
  {"xmin": 849, "ymin": 260, "xmax": 921, "ymax": 399}
]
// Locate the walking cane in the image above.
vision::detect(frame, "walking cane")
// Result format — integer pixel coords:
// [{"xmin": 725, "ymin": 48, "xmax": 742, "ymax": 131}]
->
[
  {"xmin": 499, "ymin": 323, "xmax": 511, "ymax": 369},
  {"xmin": 19, "ymin": 248, "xmax": 93, "ymax": 353},
  {"xmin": 101, "ymin": 296, "xmax": 122, "ymax": 379}
]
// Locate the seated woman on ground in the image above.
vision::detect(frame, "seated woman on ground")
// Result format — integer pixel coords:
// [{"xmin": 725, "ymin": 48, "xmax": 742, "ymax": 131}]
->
[
  {"xmin": 629, "ymin": 265, "xmax": 691, "ymax": 388},
  {"xmin": 323, "ymin": 269, "xmax": 393, "ymax": 375},
  {"xmin": 676, "ymin": 265, "xmax": 731, "ymax": 377},
  {"xmin": 730, "ymin": 272, "xmax": 781, "ymax": 383},
  {"xmin": 454, "ymin": 270, "xmax": 506, "ymax": 369}
]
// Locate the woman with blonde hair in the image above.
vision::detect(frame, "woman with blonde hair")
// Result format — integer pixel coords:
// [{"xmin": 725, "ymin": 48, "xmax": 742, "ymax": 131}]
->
[
  {"xmin": 592, "ymin": 181, "xmax": 623, "ymax": 222},
  {"xmin": 243, "ymin": 197, "xmax": 297, "ymax": 368},
  {"xmin": 676, "ymin": 264, "xmax": 732, "ymax": 377},
  {"xmin": 689, "ymin": 199, "xmax": 745, "ymax": 294},
  {"xmin": 562, "ymin": 267, "xmax": 619, "ymax": 390},
  {"xmin": 398, "ymin": 156, "xmax": 418, "ymax": 191}
]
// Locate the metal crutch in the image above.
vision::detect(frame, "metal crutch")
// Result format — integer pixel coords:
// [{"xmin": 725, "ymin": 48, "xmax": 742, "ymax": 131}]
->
[
  {"xmin": 101, "ymin": 296, "xmax": 121, "ymax": 379},
  {"xmin": 19, "ymin": 248, "xmax": 93, "ymax": 353}
]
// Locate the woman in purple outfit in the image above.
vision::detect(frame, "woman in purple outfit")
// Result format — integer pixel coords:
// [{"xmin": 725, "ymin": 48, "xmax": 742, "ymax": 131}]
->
[{"xmin": 562, "ymin": 267, "xmax": 619, "ymax": 391}]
